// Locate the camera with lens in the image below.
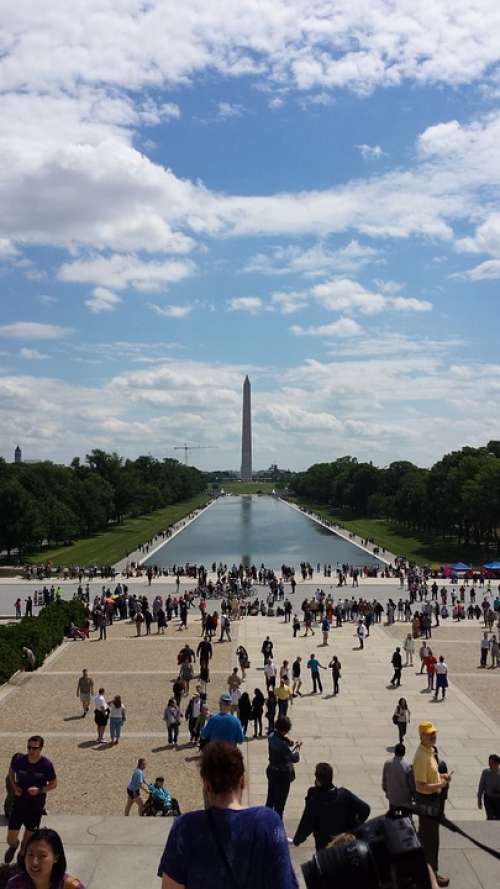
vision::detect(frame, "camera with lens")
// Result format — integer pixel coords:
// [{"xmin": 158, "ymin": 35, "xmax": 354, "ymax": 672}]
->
[{"xmin": 302, "ymin": 814, "xmax": 431, "ymax": 889}]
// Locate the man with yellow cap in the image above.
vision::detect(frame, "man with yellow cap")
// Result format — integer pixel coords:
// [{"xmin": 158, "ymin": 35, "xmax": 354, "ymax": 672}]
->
[{"xmin": 413, "ymin": 721, "xmax": 451, "ymax": 887}]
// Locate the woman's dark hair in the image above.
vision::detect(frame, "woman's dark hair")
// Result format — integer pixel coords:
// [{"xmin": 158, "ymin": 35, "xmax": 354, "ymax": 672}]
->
[
  {"xmin": 200, "ymin": 741, "xmax": 244, "ymax": 795},
  {"xmin": 113, "ymin": 695, "xmax": 122, "ymax": 707},
  {"xmin": 276, "ymin": 715, "xmax": 291, "ymax": 734},
  {"xmin": 23, "ymin": 828, "xmax": 67, "ymax": 889},
  {"xmin": 254, "ymin": 688, "xmax": 264, "ymax": 700}
]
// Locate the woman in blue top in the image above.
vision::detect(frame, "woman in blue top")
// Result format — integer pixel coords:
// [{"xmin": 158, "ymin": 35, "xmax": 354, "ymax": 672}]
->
[{"xmin": 158, "ymin": 741, "xmax": 298, "ymax": 889}]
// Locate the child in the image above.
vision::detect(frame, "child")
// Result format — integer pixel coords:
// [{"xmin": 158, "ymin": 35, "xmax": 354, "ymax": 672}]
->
[{"xmin": 196, "ymin": 706, "xmax": 210, "ymax": 748}]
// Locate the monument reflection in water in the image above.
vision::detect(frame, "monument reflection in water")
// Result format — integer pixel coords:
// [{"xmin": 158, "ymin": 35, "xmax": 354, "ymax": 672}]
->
[{"xmin": 143, "ymin": 495, "xmax": 382, "ymax": 570}]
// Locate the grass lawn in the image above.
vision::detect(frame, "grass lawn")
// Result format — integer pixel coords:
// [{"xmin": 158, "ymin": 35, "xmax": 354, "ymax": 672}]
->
[
  {"xmin": 219, "ymin": 481, "xmax": 278, "ymax": 494},
  {"xmin": 296, "ymin": 501, "xmax": 494, "ymax": 568},
  {"xmin": 27, "ymin": 493, "xmax": 211, "ymax": 567}
]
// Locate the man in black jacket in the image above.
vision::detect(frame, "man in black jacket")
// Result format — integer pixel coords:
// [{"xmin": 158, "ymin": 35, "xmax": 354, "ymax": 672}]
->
[
  {"xmin": 391, "ymin": 647, "xmax": 403, "ymax": 687},
  {"xmin": 293, "ymin": 762, "xmax": 370, "ymax": 850}
]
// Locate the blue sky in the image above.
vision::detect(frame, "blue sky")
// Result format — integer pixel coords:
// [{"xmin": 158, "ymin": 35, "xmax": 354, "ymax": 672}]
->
[{"xmin": 1, "ymin": 1, "xmax": 500, "ymax": 470}]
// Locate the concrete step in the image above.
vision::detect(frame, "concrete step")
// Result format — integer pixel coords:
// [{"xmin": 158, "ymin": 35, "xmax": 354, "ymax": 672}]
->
[
  {"xmin": 0, "ymin": 814, "xmax": 172, "ymax": 889},
  {"xmin": 1, "ymin": 814, "xmax": 499, "ymax": 889}
]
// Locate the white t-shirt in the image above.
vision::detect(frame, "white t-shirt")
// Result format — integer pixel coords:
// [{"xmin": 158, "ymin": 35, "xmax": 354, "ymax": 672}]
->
[
  {"xmin": 264, "ymin": 662, "xmax": 277, "ymax": 679},
  {"xmin": 435, "ymin": 662, "xmax": 448, "ymax": 674},
  {"xmin": 109, "ymin": 702, "xmax": 125, "ymax": 719},
  {"xmin": 95, "ymin": 693, "xmax": 107, "ymax": 712}
]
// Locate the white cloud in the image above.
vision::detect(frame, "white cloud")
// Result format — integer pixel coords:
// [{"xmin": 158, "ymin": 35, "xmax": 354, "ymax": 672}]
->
[
  {"xmin": 0, "ymin": 322, "xmax": 72, "ymax": 340},
  {"xmin": 227, "ymin": 296, "xmax": 264, "ymax": 314},
  {"xmin": 270, "ymin": 290, "xmax": 308, "ymax": 314},
  {"xmin": 298, "ymin": 92, "xmax": 334, "ymax": 110},
  {"xmin": 268, "ymin": 97, "xmax": 285, "ymax": 110},
  {"xmin": 148, "ymin": 303, "xmax": 193, "ymax": 318},
  {"xmin": 217, "ymin": 102, "xmax": 245, "ymax": 119},
  {"xmin": 138, "ymin": 100, "xmax": 181, "ymax": 125},
  {"xmin": 36, "ymin": 294, "xmax": 58, "ymax": 305},
  {"xmin": 290, "ymin": 317, "xmax": 363, "ymax": 337},
  {"xmin": 3, "ymin": 3, "xmax": 500, "ymax": 97},
  {"xmin": 391, "ymin": 296, "xmax": 432, "ymax": 311},
  {"xmin": 312, "ymin": 278, "xmax": 432, "ymax": 315},
  {"xmin": 2, "ymin": 352, "xmax": 500, "ymax": 468},
  {"xmin": 1, "ymin": 11, "xmax": 500, "ymax": 271},
  {"xmin": 0, "ymin": 238, "xmax": 18, "ymax": 258},
  {"xmin": 459, "ymin": 260, "xmax": 500, "ymax": 281},
  {"xmin": 85, "ymin": 287, "xmax": 122, "ymax": 313},
  {"xmin": 58, "ymin": 254, "xmax": 195, "ymax": 291},
  {"xmin": 373, "ymin": 279, "xmax": 403, "ymax": 294},
  {"xmin": 19, "ymin": 348, "xmax": 49, "ymax": 360},
  {"xmin": 330, "ymin": 334, "xmax": 464, "ymax": 357},
  {"xmin": 355, "ymin": 144, "xmax": 385, "ymax": 159},
  {"xmin": 244, "ymin": 240, "xmax": 379, "ymax": 277}
]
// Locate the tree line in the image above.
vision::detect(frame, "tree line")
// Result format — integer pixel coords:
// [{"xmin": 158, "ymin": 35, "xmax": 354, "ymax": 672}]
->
[
  {"xmin": 0, "ymin": 450, "xmax": 206, "ymax": 556},
  {"xmin": 290, "ymin": 442, "xmax": 500, "ymax": 549}
]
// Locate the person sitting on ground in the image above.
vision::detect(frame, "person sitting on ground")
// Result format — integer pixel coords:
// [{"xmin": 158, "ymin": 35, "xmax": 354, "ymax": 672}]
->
[
  {"xmin": 6, "ymin": 827, "xmax": 86, "ymax": 889},
  {"xmin": 158, "ymin": 741, "xmax": 298, "ymax": 889},
  {"xmin": 293, "ymin": 762, "xmax": 370, "ymax": 851}
]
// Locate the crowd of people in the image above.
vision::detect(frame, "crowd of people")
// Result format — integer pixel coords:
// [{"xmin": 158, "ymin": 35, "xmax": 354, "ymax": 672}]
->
[
  {"xmin": 5, "ymin": 727, "xmax": 500, "ymax": 889},
  {"xmin": 4, "ymin": 559, "xmax": 500, "ymax": 889}
]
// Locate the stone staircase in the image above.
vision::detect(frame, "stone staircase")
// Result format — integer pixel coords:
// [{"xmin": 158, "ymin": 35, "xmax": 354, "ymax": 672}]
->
[{"xmin": 1, "ymin": 814, "xmax": 500, "ymax": 888}]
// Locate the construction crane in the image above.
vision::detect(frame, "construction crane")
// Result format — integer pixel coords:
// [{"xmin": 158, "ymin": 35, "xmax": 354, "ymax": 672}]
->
[{"xmin": 173, "ymin": 444, "xmax": 216, "ymax": 465}]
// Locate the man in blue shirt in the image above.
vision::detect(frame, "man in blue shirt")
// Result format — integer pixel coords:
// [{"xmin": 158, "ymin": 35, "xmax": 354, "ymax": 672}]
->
[
  {"xmin": 200, "ymin": 694, "xmax": 244, "ymax": 746},
  {"xmin": 307, "ymin": 654, "xmax": 326, "ymax": 694}
]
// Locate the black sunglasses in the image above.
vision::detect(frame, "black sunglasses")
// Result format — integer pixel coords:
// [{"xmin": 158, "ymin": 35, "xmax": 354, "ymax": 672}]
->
[{"xmin": 27, "ymin": 745, "xmax": 41, "ymax": 751}]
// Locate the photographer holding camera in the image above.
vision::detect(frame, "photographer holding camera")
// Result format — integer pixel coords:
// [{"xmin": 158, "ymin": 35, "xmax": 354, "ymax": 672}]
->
[
  {"xmin": 413, "ymin": 721, "xmax": 451, "ymax": 887},
  {"xmin": 265, "ymin": 716, "xmax": 301, "ymax": 820}
]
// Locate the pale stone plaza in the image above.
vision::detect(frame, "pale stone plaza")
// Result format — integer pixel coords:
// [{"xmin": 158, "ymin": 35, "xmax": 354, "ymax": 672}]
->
[{"xmin": 1, "ymin": 569, "xmax": 500, "ymax": 888}]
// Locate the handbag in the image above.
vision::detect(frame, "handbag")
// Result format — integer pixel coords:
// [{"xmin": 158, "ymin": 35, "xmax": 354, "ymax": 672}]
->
[{"xmin": 392, "ymin": 713, "xmax": 399, "ymax": 725}]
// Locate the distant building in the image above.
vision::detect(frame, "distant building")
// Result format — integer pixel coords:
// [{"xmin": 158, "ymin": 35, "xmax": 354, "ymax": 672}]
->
[{"xmin": 14, "ymin": 445, "xmax": 22, "ymax": 464}]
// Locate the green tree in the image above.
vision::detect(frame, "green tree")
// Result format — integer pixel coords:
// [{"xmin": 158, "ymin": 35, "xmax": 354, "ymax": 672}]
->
[{"xmin": 0, "ymin": 481, "xmax": 44, "ymax": 555}]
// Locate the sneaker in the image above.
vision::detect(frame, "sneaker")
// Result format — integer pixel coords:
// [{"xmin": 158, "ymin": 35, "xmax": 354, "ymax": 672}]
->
[
  {"xmin": 4, "ymin": 844, "xmax": 18, "ymax": 864},
  {"xmin": 287, "ymin": 837, "xmax": 294, "ymax": 845},
  {"xmin": 436, "ymin": 875, "xmax": 450, "ymax": 887}
]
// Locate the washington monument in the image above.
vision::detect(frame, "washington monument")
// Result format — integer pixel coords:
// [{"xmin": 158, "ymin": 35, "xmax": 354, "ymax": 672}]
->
[{"xmin": 240, "ymin": 375, "xmax": 252, "ymax": 481}]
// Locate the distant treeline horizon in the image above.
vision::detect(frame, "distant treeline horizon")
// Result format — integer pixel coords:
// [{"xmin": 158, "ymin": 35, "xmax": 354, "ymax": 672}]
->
[
  {"xmin": 0, "ymin": 450, "xmax": 205, "ymax": 556},
  {"xmin": 290, "ymin": 442, "xmax": 500, "ymax": 549}
]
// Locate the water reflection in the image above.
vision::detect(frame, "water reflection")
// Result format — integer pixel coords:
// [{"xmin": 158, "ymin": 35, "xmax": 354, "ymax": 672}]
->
[{"xmin": 144, "ymin": 495, "xmax": 382, "ymax": 570}]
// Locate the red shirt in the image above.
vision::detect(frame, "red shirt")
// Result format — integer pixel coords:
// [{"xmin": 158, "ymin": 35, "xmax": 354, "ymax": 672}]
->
[{"xmin": 424, "ymin": 655, "xmax": 437, "ymax": 673}]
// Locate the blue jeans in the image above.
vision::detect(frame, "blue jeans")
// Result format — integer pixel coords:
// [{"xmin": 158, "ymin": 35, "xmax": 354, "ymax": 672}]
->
[{"xmin": 110, "ymin": 717, "xmax": 122, "ymax": 741}]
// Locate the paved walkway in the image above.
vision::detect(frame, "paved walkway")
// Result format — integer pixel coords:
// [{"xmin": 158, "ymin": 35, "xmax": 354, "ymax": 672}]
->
[{"xmin": 1, "ymin": 611, "xmax": 500, "ymax": 887}]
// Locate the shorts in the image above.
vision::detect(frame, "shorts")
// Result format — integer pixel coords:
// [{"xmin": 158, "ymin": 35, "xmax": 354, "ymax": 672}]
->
[
  {"xmin": 95, "ymin": 710, "xmax": 108, "ymax": 726},
  {"xmin": 127, "ymin": 788, "xmax": 140, "ymax": 799},
  {"xmin": 80, "ymin": 693, "xmax": 91, "ymax": 705},
  {"xmin": 8, "ymin": 798, "xmax": 45, "ymax": 832}
]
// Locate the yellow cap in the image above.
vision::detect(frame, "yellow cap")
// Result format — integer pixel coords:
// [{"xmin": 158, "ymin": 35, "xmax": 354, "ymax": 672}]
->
[{"xmin": 418, "ymin": 720, "xmax": 438, "ymax": 735}]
